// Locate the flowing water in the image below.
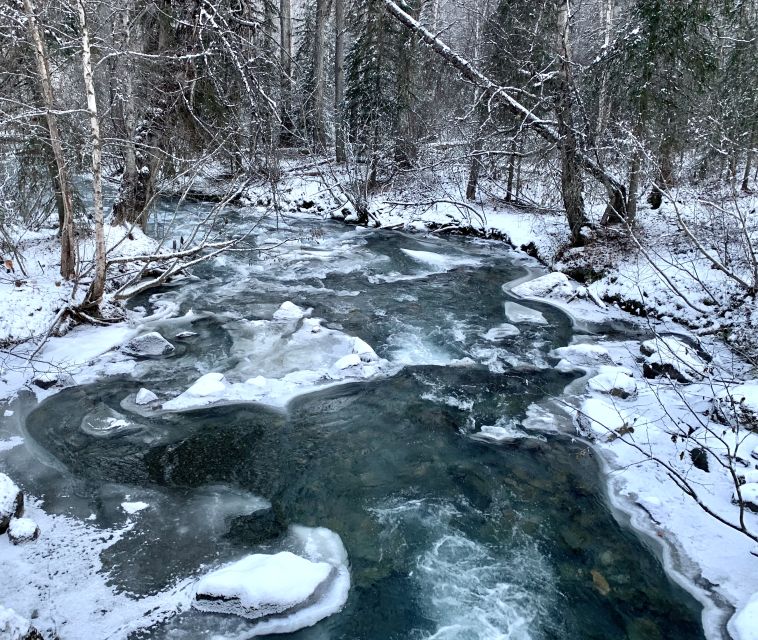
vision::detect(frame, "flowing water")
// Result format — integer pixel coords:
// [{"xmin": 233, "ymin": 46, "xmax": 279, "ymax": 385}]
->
[{"xmin": 6, "ymin": 202, "xmax": 705, "ymax": 639}]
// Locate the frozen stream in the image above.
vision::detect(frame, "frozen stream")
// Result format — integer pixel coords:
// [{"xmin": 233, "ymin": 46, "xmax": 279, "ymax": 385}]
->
[{"xmin": 3, "ymin": 204, "xmax": 705, "ymax": 639}]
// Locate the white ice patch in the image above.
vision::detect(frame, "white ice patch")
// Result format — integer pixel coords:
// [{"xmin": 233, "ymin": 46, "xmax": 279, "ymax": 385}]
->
[
  {"xmin": 482, "ymin": 324, "xmax": 520, "ymax": 341},
  {"xmin": 504, "ymin": 301, "xmax": 548, "ymax": 325},
  {"xmin": 551, "ymin": 343, "xmax": 614, "ymax": 367},
  {"xmin": 121, "ymin": 501, "xmax": 149, "ymax": 515},
  {"xmin": 732, "ymin": 591, "xmax": 758, "ymax": 640},
  {"xmin": 0, "ymin": 436, "xmax": 23, "ymax": 452},
  {"xmin": 135, "ymin": 388, "xmax": 159, "ymax": 405},
  {"xmin": 471, "ymin": 417, "xmax": 545, "ymax": 444},
  {"xmin": 400, "ymin": 248, "xmax": 481, "ymax": 271},
  {"xmin": 272, "ymin": 301, "xmax": 309, "ymax": 321}
]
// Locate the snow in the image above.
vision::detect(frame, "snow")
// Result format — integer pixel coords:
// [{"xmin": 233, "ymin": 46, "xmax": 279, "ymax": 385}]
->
[
  {"xmin": 194, "ymin": 552, "xmax": 333, "ymax": 618},
  {"xmin": 0, "ymin": 436, "xmax": 23, "ymax": 452},
  {"xmin": 587, "ymin": 366, "xmax": 638, "ymax": 398},
  {"xmin": 734, "ymin": 484, "xmax": 758, "ymax": 512},
  {"xmin": 0, "ymin": 605, "xmax": 34, "ymax": 640},
  {"xmin": 134, "ymin": 388, "xmax": 158, "ymax": 405},
  {"xmin": 552, "ymin": 343, "xmax": 614, "ymax": 367},
  {"xmin": 121, "ymin": 501, "xmax": 149, "ymax": 515},
  {"xmin": 511, "ymin": 272, "xmax": 575, "ymax": 299},
  {"xmin": 400, "ymin": 248, "xmax": 481, "ymax": 271},
  {"xmin": 0, "ymin": 472, "xmax": 22, "ymax": 527},
  {"xmin": 503, "ymin": 301, "xmax": 547, "ymax": 325},
  {"xmin": 123, "ymin": 331, "xmax": 175, "ymax": 357},
  {"xmin": 273, "ymin": 300, "xmax": 309, "ymax": 321},
  {"xmin": 641, "ymin": 336, "xmax": 708, "ymax": 382},
  {"xmin": 733, "ymin": 591, "xmax": 758, "ymax": 640}
]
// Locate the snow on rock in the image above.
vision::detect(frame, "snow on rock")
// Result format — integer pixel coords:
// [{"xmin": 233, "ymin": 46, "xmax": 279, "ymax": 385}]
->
[
  {"xmin": 640, "ymin": 336, "xmax": 708, "ymax": 383},
  {"xmin": 511, "ymin": 272, "xmax": 574, "ymax": 299},
  {"xmin": 733, "ymin": 483, "xmax": 758, "ymax": 513},
  {"xmin": 273, "ymin": 301, "xmax": 309, "ymax": 321},
  {"xmin": 193, "ymin": 551, "xmax": 334, "ymax": 620},
  {"xmin": 7, "ymin": 517, "xmax": 40, "ymax": 545},
  {"xmin": 123, "ymin": 332, "xmax": 175, "ymax": 358},
  {"xmin": 503, "ymin": 301, "xmax": 547, "ymax": 325},
  {"xmin": 0, "ymin": 473, "xmax": 24, "ymax": 534},
  {"xmin": 135, "ymin": 388, "xmax": 159, "ymax": 405},
  {"xmin": 400, "ymin": 248, "xmax": 480, "ymax": 271},
  {"xmin": 587, "ymin": 366, "xmax": 638, "ymax": 399},
  {"xmin": 576, "ymin": 397, "xmax": 648, "ymax": 441},
  {"xmin": 186, "ymin": 372, "xmax": 227, "ymax": 397},
  {"xmin": 0, "ymin": 605, "xmax": 42, "ymax": 640},
  {"xmin": 732, "ymin": 591, "xmax": 758, "ymax": 640},
  {"xmin": 482, "ymin": 324, "xmax": 520, "ymax": 341},
  {"xmin": 715, "ymin": 381, "xmax": 758, "ymax": 431},
  {"xmin": 193, "ymin": 525, "xmax": 350, "ymax": 635},
  {"xmin": 551, "ymin": 343, "xmax": 614, "ymax": 368}
]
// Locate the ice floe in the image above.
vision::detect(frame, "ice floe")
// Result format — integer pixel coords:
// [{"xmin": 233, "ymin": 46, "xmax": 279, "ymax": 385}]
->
[{"xmin": 504, "ymin": 301, "xmax": 548, "ymax": 325}]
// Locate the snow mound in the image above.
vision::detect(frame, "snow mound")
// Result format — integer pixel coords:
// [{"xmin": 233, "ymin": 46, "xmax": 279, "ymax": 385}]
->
[
  {"xmin": 0, "ymin": 605, "xmax": 37, "ymax": 640},
  {"xmin": 640, "ymin": 336, "xmax": 708, "ymax": 383},
  {"xmin": 400, "ymin": 248, "xmax": 481, "ymax": 271},
  {"xmin": 577, "ymin": 397, "xmax": 650, "ymax": 441},
  {"xmin": 0, "ymin": 473, "xmax": 23, "ymax": 534},
  {"xmin": 733, "ymin": 592, "xmax": 758, "ymax": 640},
  {"xmin": 482, "ymin": 324, "xmax": 520, "ymax": 341},
  {"xmin": 733, "ymin": 483, "xmax": 758, "ymax": 512},
  {"xmin": 504, "ymin": 301, "xmax": 547, "ymax": 325},
  {"xmin": 123, "ymin": 332, "xmax": 175, "ymax": 357},
  {"xmin": 121, "ymin": 501, "xmax": 149, "ymax": 515},
  {"xmin": 552, "ymin": 343, "xmax": 614, "ymax": 367},
  {"xmin": 511, "ymin": 272, "xmax": 574, "ymax": 299},
  {"xmin": 587, "ymin": 366, "xmax": 638, "ymax": 399}
]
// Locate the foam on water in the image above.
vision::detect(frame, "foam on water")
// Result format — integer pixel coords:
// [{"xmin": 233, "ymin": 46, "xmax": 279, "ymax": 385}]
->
[{"xmin": 372, "ymin": 499, "xmax": 556, "ymax": 640}]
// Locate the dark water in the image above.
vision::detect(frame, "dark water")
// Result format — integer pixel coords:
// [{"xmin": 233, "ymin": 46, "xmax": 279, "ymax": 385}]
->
[{"xmin": 18, "ymin": 212, "xmax": 704, "ymax": 639}]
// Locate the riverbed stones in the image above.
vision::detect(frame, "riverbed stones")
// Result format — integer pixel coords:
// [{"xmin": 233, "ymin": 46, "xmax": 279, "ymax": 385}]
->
[
  {"xmin": 0, "ymin": 473, "xmax": 24, "ymax": 534},
  {"xmin": 7, "ymin": 517, "xmax": 40, "ymax": 544},
  {"xmin": 193, "ymin": 551, "xmax": 335, "ymax": 620},
  {"xmin": 123, "ymin": 332, "xmax": 175, "ymax": 357}
]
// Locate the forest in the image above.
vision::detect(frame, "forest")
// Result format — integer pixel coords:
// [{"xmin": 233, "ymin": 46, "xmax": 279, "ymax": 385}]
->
[{"xmin": 1, "ymin": 0, "xmax": 758, "ymax": 639}]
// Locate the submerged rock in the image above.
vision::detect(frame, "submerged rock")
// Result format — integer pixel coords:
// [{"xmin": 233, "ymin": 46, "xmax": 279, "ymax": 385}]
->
[
  {"xmin": 193, "ymin": 551, "xmax": 335, "ymax": 620},
  {"xmin": 0, "ymin": 473, "xmax": 24, "ymax": 534},
  {"xmin": 7, "ymin": 517, "xmax": 40, "ymax": 544},
  {"xmin": 123, "ymin": 332, "xmax": 175, "ymax": 358}
]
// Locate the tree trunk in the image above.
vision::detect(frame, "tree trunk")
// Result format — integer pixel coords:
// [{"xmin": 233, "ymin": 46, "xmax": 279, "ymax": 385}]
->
[
  {"xmin": 334, "ymin": 0, "xmax": 346, "ymax": 162},
  {"xmin": 506, "ymin": 138, "xmax": 517, "ymax": 202},
  {"xmin": 595, "ymin": 0, "xmax": 613, "ymax": 140},
  {"xmin": 742, "ymin": 130, "xmax": 755, "ymax": 192},
  {"xmin": 77, "ymin": 0, "xmax": 106, "ymax": 306},
  {"xmin": 554, "ymin": 0, "xmax": 587, "ymax": 244},
  {"xmin": 23, "ymin": 0, "xmax": 77, "ymax": 280},
  {"xmin": 393, "ymin": 1, "xmax": 418, "ymax": 167},
  {"xmin": 626, "ymin": 147, "xmax": 641, "ymax": 220},
  {"xmin": 311, "ymin": 0, "xmax": 329, "ymax": 148},
  {"xmin": 279, "ymin": 0, "xmax": 293, "ymax": 143},
  {"xmin": 466, "ymin": 136, "xmax": 483, "ymax": 201}
]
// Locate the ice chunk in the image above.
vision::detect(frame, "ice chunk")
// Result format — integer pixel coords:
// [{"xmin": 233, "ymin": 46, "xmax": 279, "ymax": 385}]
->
[
  {"xmin": 504, "ymin": 301, "xmax": 547, "ymax": 325},
  {"xmin": 640, "ymin": 336, "xmax": 708, "ymax": 383},
  {"xmin": 0, "ymin": 473, "xmax": 23, "ymax": 534},
  {"xmin": 587, "ymin": 366, "xmax": 638, "ymax": 399},
  {"xmin": 273, "ymin": 301, "xmax": 308, "ymax": 321},
  {"xmin": 400, "ymin": 248, "xmax": 480, "ymax": 270},
  {"xmin": 334, "ymin": 353, "xmax": 361, "ymax": 369},
  {"xmin": 482, "ymin": 324, "xmax": 520, "ymax": 341},
  {"xmin": 511, "ymin": 272, "xmax": 574, "ymax": 299},
  {"xmin": 123, "ymin": 332, "xmax": 175, "ymax": 357},
  {"xmin": 471, "ymin": 417, "xmax": 544, "ymax": 443},
  {"xmin": 135, "ymin": 388, "xmax": 159, "ymax": 405},
  {"xmin": 121, "ymin": 501, "xmax": 149, "ymax": 515},
  {"xmin": 194, "ymin": 551, "xmax": 334, "ymax": 620},
  {"xmin": 7, "ymin": 517, "xmax": 40, "ymax": 544}
]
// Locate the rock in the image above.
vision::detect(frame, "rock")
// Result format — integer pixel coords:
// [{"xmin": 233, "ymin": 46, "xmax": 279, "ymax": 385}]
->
[
  {"xmin": 227, "ymin": 508, "xmax": 286, "ymax": 546},
  {"xmin": 510, "ymin": 272, "xmax": 575, "ymax": 299},
  {"xmin": 193, "ymin": 551, "xmax": 335, "ymax": 620},
  {"xmin": 640, "ymin": 336, "xmax": 708, "ymax": 383},
  {"xmin": 0, "ymin": 473, "xmax": 24, "ymax": 534},
  {"xmin": 7, "ymin": 517, "xmax": 40, "ymax": 544},
  {"xmin": 587, "ymin": 366, "xmax": 638, "ymax": 399},
  {"xmin": 32, "ymin": 372, "xmax": 58, "ymax": 389},
  {"xmin": 175, "ymin": 331, "xmax": 198, "ymax": 339},
  {"xmin": 734, "ymin": 483, "xmax": 758, "ymax": 512},
  {"xmin": 689, "ymin": 447, "xmax": 709, "ymax": 472},
  {"xmin": 0, "ymin": 606, "xmax": 45, "ymax": 640},
  {"xmin": 504, "ymin": 301, "xmax": 548, "ymax": 325},
  {"xmin": 135, "ymin": 388, "xmax": 159, "ymax": 405},
  {"xmin": 483, "ymin": 324, "xmax": 520, "ymax": 341},
  {"xmin": 273, "ymin": 301, "xmax": 307, "ymax": 321},
  {"xmin": 123, "ymin": 332, "xmax": 175, "ymax": 357}
]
